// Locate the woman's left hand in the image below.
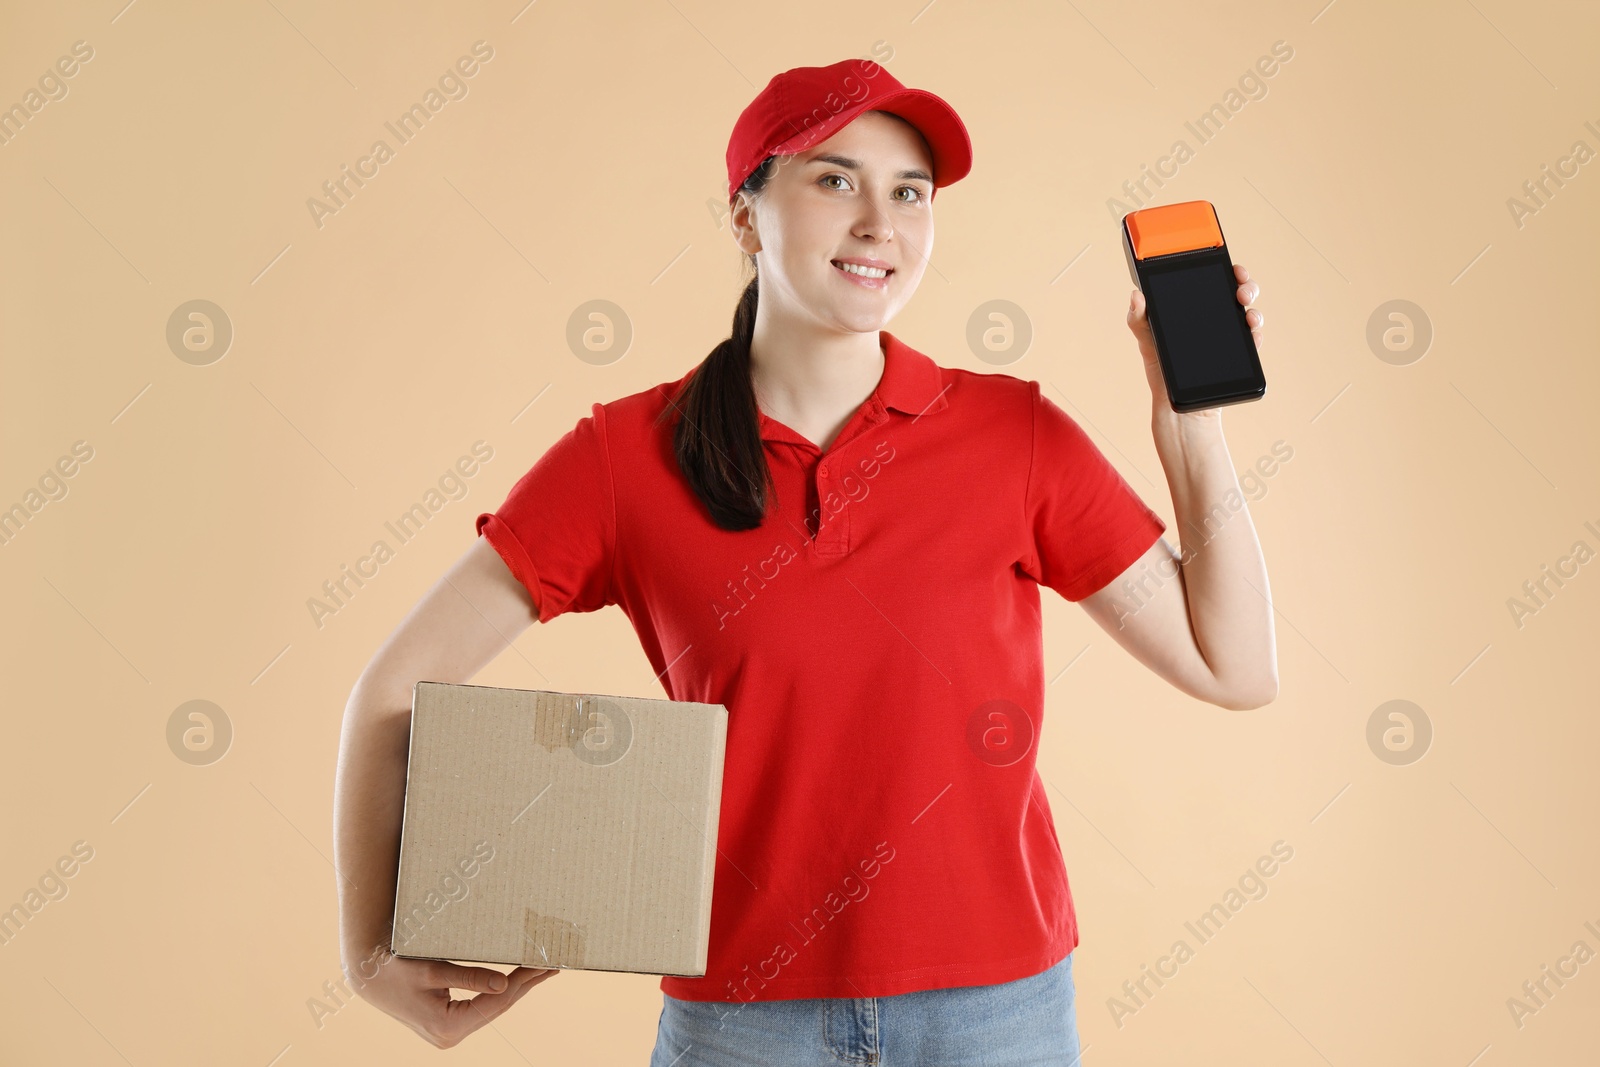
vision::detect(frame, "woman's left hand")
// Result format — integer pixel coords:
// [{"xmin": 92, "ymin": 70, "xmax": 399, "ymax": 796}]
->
[{"xmin": 1127, "ymin": 263, "xmax": 1263, "ymax": 415}]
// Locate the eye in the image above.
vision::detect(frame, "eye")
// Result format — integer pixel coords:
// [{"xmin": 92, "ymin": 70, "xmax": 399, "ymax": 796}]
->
[{"xmin": 818, "ymin": 173, "xmax": 929, "ymax": 204}]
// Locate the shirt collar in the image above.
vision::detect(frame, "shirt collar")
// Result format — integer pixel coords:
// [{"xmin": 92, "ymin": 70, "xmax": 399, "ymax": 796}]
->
[
  {"xmin": 756, "ymin": 330, "xmax": 949, "ymax": 444},
  {"xmin": 877, "ymin": 330, "xmax": 950, "ymax": 418}
]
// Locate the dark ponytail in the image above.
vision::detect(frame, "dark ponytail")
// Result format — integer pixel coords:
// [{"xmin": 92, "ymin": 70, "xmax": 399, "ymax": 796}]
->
[{"xmin": 655, "ymin": 156, "xmax": 778, "ymax": 531}]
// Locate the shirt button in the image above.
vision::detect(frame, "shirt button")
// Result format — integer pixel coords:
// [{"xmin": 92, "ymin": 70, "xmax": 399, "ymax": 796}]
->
[{"xmin": 819, "ymin": 468, "xmax": 829, "ymax": 479}]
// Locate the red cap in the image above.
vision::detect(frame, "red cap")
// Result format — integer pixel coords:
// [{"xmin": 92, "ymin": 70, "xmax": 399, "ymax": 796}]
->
[{"xmin": 726, "ymin": 58, "xmax": 973, "ymax": 202}]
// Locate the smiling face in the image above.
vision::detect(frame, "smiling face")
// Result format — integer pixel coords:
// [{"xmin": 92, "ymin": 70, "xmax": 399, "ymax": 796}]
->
[{"xmin": 730, "ymin": 110, "xmax": 937, "ymax": 335}]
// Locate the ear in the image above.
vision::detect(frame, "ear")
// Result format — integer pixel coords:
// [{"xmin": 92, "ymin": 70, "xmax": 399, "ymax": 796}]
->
[{"xmin": 729, "ymin": 192, "xmax": 762, "ymax": 255}]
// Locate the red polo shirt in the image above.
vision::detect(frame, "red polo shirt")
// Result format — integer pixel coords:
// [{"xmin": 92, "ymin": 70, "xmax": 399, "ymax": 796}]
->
[{"xmin": 475, "ymin": 330, "xmax": 1167, "ymax": 1003}]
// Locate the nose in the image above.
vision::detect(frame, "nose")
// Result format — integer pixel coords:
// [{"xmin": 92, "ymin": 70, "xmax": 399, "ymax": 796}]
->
[{"xmin": 852, "ymin": 201, "xmax": 893, "ymax": 244}]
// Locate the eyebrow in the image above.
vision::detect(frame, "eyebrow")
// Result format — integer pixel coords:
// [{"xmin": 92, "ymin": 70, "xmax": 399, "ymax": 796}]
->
[{"xmin": 804, "ymin": 153, "xmax": 933, "ymax": 183}]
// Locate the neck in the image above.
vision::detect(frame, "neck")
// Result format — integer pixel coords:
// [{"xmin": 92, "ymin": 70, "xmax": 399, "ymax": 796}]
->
[{"xmin": 747, "ymin": 308, "xmax": 886, "ymax": 435}]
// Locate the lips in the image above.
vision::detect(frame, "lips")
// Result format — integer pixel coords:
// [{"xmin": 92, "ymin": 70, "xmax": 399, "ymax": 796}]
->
[
  {"xmin": 830, "ymin": 261, "xmax": 893, "ymax": 291},
  {"xmin": 831, "ymin": 259, "xmax": 893, "ymax": 279},
  {"xmin": 832, "ymin": 265, "xmax": 896, "ymax": 299}
]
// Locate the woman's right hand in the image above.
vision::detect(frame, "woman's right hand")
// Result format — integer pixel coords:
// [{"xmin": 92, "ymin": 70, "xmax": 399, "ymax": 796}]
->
[
  {"xmin": 335, "ymin": 540, "xmax": 564, "ymax": 1047},
  {"xmin": 346, "ymin": 946, "xmax": 562, "ymax": 1048}
]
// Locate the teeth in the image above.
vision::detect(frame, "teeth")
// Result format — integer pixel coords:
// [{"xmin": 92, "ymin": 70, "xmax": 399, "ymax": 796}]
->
[{"xmin": 834, "ymin": 261, "xmax": 889, "ymax": 279}]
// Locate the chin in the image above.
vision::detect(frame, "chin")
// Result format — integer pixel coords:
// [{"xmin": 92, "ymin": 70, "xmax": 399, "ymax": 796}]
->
[
  {"xmin": 827, "ymin": 309, "xmax": 895, "ymax": 335},
  {"xmin": 820, "ymin": 296, "xmax": 899, "ymax": 328}
]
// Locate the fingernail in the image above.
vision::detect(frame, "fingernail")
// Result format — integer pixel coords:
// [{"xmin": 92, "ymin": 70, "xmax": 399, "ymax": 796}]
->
[{"xmin": 490, "ymin": 974, "xmax": 507, "ymax": 991}]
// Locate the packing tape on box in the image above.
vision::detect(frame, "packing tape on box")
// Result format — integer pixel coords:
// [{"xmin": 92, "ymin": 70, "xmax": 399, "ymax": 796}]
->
[
  {"xmin": 523, "ymin": 908, "xmax": 587, "ymax": 968},
  {"xmin": 531, "ymin": 697, "xmax": 584, "ymax": 752}
]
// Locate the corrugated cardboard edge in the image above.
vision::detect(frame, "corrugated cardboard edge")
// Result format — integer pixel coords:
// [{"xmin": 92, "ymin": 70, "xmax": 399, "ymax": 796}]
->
[
  {"xmin": 387, "ymin": 679, "xmax": 426, "ymax": 958},
  {"xmin": 690, "ymin": 707, "xmax": 728, "ymax": 975}
]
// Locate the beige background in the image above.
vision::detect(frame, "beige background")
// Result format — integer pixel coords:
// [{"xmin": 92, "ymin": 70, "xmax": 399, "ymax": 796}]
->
[{"xmin": 2, "ymin": 0, "xmax": 1597, "ymax": 1063}]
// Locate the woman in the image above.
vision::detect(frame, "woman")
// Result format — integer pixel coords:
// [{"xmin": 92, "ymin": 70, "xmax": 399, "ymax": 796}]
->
[{"xmin": 333, "ymin": 57, "xmax": 1277, "ymax": 1060}]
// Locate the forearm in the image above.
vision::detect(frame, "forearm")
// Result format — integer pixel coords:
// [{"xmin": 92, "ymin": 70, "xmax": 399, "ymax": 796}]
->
[
  {"xmin": 1151, "ymin": 405, "xmax": 1278, "ymax": 705},
  {"xmin": 333, "ymin": 683, "xmax": 413, "ymax": 966}
]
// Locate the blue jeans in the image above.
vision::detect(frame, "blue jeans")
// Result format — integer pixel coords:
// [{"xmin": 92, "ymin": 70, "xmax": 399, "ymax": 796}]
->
[{"xmin": 649, "ymin": 952, "xmax": 1080, "ymax": 1066}]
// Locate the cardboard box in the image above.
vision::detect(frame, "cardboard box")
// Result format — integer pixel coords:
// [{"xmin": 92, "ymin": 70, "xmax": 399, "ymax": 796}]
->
[{"xmin": 390, "ymin": 681, "xmax": 728, "ymax": 977}]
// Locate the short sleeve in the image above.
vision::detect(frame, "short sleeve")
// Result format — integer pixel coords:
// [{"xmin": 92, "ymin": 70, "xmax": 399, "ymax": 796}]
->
[
  {"xmin": 475, "ymin": 403, "xmax": 616, "ymax": 623},
  {"xmin": 1018, "ymin": 381, "xmax": 1167, "ymax": 602}
]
